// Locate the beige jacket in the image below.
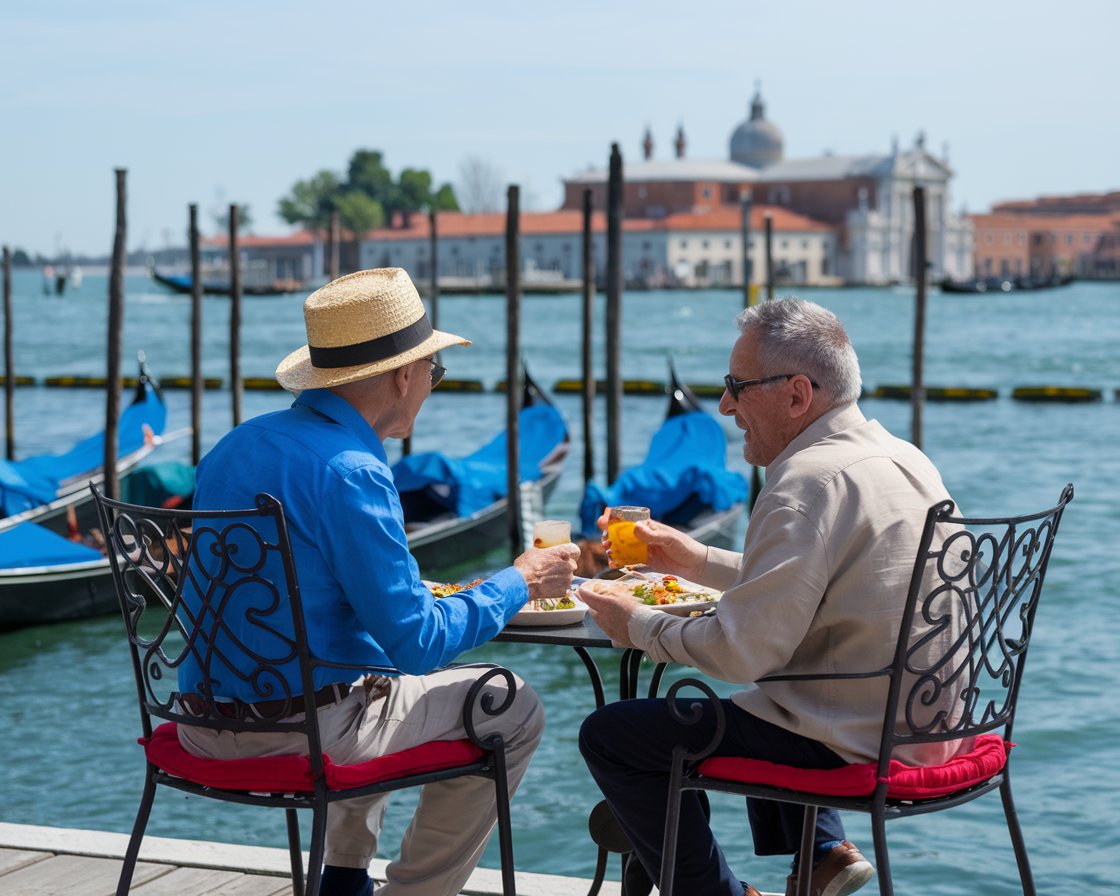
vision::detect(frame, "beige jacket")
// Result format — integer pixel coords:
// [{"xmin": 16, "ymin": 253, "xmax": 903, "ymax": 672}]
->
[{"xmin": 632, "ymin": 403, "xmax": 962, "ymax": 764}]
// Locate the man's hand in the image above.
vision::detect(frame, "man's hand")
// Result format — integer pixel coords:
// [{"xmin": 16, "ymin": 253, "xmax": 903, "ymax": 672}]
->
[
  {"xmin": 513, "ymin": 543, "xmax": 581, "ymax": 603},
  {"xmin": 577, "ymin": 580, "xmax": 640, "ymax": 648},
  {"xmin": 595, "ymin": 509, "xmax": 707, "ymax": 581}
]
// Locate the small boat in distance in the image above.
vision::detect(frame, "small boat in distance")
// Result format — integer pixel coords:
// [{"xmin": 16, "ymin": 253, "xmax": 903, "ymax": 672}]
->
[
  {"xmin": 938, "ymin": 274, "xmax": 1075, "ymax": 294},
  {"xmin": 149, "ymin": 265, "xmax": 306, "ymax": 297},
  {"xmin": 394, "ymin": 368, "xmax": 569, "ymax": 574}
]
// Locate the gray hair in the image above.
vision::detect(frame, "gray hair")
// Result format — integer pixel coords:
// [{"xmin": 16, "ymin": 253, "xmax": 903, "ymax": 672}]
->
[{"xmin": 735, "ymin": 297, "xmax": 862, "ymax": 407}]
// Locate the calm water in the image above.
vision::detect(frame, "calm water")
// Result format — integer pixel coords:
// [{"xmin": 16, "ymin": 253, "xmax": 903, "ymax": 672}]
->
[{"xmin": 0, "ymin": 270, "xmax": 1116, "ymax": 894}]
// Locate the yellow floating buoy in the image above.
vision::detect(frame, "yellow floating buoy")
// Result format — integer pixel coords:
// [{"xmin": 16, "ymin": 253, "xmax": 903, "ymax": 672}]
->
[
  {"xmin": 435, "ymin": 378, "xmax": 484, "ymax": 393},
  {"xmin": 873, "ymin": 385, "xmax": 998, "ymax": 402},
  {"xmin": 552, "ymin": 379, "xmax": 605, "ymax": 394},
  {"xmin": 243, "ymin": 377, "xmax": 283, "ymax": 390},
  {"xmin": 44, "ymin": 375, "xmax": 108, "ymax": 388},
  {"xmin": 161, "ymin": 376, "xmax": 223, "ymax": 390},
  {"xmin": 1011, "ymin": 386, "xmax": 1102, "ymax": 403},
  {"xmin": 0, "ymin": 376, "xmax": 36, "ymax": 386},
  {"xmin": 685, "ymin": 383, "xmax": 726, "ymax": 398}
]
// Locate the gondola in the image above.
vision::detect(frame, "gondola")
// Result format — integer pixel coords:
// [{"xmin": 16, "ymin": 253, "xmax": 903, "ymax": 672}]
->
[
  {"xmin": 0, "ymin": 356, "xmax": 170, "ymax": 537},
  {"xmin": 0, "ymin": 523, "xmax": 116, "ymax": 630},
  {"xmin": 577, "ymin": 364, "xmax": 748, "ymax": 568},
  {"xmin": 394, "ymin": 368, "xmax": 570, "ymax": 573},
  {"xmin": 938, "ymin": 274, "xmax": 1075, "ymax": 294},
  {"xmin": 0, "ymin": 357, "xmax": 173, "ymax": 629},
  {"xmin": 149, "ymin": 266, "xmax": 305, "ymax": 297}
]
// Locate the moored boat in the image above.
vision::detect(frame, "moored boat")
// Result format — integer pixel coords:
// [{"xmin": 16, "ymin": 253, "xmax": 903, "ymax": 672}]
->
[
  {"xmin": 394, "ymin": 368, "xmax": 570, "ymax": 573},
  {"xmin": 577, "ymin": 365, "xmax": 748, "ymax": 571},
  {"xmin": 0, "ymin": 523, "xmax": 115, "ymax": 630},
  {"xmin": 0, "ymin": 357, "xmax": 170, "ymax": 537},
  {"xmin": 149, "ymin": 266, "xmax": 305, "ymax": 297}
]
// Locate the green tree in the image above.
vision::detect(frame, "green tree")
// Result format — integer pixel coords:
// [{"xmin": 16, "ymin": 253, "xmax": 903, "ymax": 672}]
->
[
  {"xmin": 346, "ymin": 150, "xmax": 394, "ymax": 206},
  {"xmin": 431, "ymin": 183, "xmax": 460, "ymax": 212},
  {"xmin": 335, "ymin": 190, "xmax": 385, "ymax": 271},
  {"xmin": 277, "ymin": 170, "xmax": 342, "ymax": 234}
]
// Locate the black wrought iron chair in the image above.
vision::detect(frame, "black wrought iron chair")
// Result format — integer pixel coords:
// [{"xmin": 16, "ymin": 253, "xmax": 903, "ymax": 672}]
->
[
  {"xmin": 92, "ymin": 486, "xmax": 518, "ymax": 896},
  {"xmin": 658, "ymin": 483, "xmax": 1074, "ymax": 896}
]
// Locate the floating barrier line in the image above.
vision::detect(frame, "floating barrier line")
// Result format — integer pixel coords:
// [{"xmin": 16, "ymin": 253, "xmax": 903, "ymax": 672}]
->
[
  {"xmin": 1011, "ymin": 386, "xmax": 1103, "ymax": 403},
  {"xmin": 872, "ymin": 385, "xmax": 998, "ymax": 402}
]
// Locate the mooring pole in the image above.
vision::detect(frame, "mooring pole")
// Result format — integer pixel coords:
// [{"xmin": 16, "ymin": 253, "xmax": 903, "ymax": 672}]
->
[
  {"xmin": 2, "ymin": 246, "xmax": 13, "ymax": 461},
  {"xmin": 765, "ymin": 213, "xmax": 775, "ymax": 301},
  {"xmin": 189, "ymin": 203, "xmax": 203, "ymax": 466},
  {"xmin": 229, "ymin": 203, "xmax": 243, "ymax": 427},
  {"xmin": 581, "ymin": 188, "xmax": 595, "ymax": 489},
  {"xmin": 329, "ymin": 209, "xmax": 340, "ymax": 281},
  {"xmin": 505, "ymin": 185, "xmax": 523, "ymax": 559},
  {"xmin": 105, "ymin": 169, "xmax": 127, "ymax": 500},
  {"xmin": 605, "ymin": 143, "xmax": 623, "ymax": 484},
  {"xmin": 911, "ymin": 185, "xmax": 928, "ymax": 450},
  {"xmin": 740, "ymin": 190, "xmax": 754, "ymax": 308}
]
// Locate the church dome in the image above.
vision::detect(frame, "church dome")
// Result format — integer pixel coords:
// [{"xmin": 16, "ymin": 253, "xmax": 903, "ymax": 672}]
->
[{"xmin": 730, "ymin": 90, "xmax": 783, "ymax": 168}]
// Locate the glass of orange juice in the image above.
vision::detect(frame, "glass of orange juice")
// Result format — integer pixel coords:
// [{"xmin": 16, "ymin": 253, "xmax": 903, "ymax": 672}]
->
[{"xmin": 607, "ymin": 506, "xmax": 650, "ymax": 568}]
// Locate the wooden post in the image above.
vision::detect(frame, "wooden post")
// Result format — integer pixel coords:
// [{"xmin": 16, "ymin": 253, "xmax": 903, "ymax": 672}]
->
[
  {"xmin": 505, "ymin": 185, "xmax": 523, "ymax": 559},
  {"xmin": 740, "ymin": 190, "xmax": 754, "ymax": 308},
  {"xmin": 2, "ymin": 246, "xmax": 13, "ymax": 461},
  {"xmin": 190, "ymin": 203, "xmax": 203, "ymax": 466},
  {"xmin": 429, "ymin": 207, "xmax": 440, "ymax": 331},
  {"xmin": 229, "ymin": 203, "xmax": 243, "ymax": 427},
  {"xmin": 329, "ymin": 209, "xmax": 341, "ymax": 281},
  {"xmin": 104, "ymin": 169, "xmax": 127, "ymax": 500},
  {"xmin": 605, "ymin": 143, "xmax": 623, "ymax": 484},
  {"xmin": 765, "ymin": 213, "xmax": 775, "ymax": 300},
  {"xmin": 911, "ymin": 185, "xmax": 927, "ymax": 450},
  {"xmin": 581, "ymin": 188, "xmax": 595, "ymax": 488}
]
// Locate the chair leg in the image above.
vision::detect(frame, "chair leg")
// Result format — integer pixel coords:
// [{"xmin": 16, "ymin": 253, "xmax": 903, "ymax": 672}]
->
[
  {"xmin": 286, "ymin": 808, "xmax": 306, "ymax": 896},
  {"xmin": 491, "ymin": 749, "xmax": 518, "ymax": 896},
  {"xmin": 658, "ymin": 756, "xmax": 690, "ymax": 896},
  {"xmin": 305, "ymin": 803, "xmax": 328, "ymax": 896},
  {"xmin": 1000, "ymin": 778, "xmax": 1037, "ymax": 896},
  {"xmin": 869, "ymin": 811, "xmax": 892, "ymax": 896},
  {"xmin": 117, "ymin": 773, "xmax": 157, "ymax": 896},
  {"xmin": 795, "ymin": 806, "xmax": 817, "ymax": 896}
]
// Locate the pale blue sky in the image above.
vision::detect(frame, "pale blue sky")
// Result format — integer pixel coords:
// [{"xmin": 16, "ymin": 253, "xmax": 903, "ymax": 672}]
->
[{"xmin": 2, "ymin": 0, "xmax": 1115, "ymax": 258}]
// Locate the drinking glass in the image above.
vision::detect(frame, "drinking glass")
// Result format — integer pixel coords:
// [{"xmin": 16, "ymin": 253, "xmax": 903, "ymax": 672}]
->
[
  {"xmin": 607, "ymin": 506, "xmax": 650, "ymax": 568},
  {"xmin": 531, "ymin": 519, "xmax": 572, "ymax": 608},
  {"xmin": 532, "ymin": 519, "xmax": 571, "ymax": 548}
]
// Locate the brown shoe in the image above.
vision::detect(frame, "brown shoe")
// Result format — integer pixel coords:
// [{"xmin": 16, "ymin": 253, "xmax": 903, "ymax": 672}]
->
[{"xmin": 784, "ymin": 841, "xmax": 874, "ymax": 896}]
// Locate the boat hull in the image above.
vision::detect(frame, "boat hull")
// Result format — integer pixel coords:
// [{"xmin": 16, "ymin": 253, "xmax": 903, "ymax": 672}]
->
[
  {"xmin": 407, "ymin": 459, "xmax": 564, "ymax": 574},
  {"xmin": 0, "ymin": 559, "xmax": 117, "ymax": 629}
]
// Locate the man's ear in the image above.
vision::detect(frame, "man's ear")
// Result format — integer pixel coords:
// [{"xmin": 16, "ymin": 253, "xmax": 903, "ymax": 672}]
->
[
  {"xmin": 788, "ymin": 375, "xmax": 816, "ymax": 419},
  {"xmin": 392, "ymin": 363, "xmax": 411, "ymax": 397}
]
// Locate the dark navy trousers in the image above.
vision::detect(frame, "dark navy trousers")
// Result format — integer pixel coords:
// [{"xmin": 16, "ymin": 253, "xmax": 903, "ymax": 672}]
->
[{"xmin": 579, "ymin": 696, "xmax": 848, "ymax": 895}]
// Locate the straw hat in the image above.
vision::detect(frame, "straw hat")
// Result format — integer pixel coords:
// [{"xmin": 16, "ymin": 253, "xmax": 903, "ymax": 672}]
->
[{"xmin": 275, "ymin": 268, "xmax": 469, "ymax": 392}]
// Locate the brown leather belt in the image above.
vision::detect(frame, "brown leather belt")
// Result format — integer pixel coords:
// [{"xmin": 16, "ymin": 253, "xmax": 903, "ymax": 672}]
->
[{"xmin": 181, "ymin": 683, "xmax": 351, "ymax": 720}]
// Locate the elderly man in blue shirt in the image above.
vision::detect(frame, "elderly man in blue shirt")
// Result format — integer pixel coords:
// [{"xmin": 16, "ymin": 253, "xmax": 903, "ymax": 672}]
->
[{"xmin": 178, "ymin": 267, "xmax": 580, "ymax": 896}]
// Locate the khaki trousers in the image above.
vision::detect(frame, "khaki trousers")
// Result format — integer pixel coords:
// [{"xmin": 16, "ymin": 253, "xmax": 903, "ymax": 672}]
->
[{"xmin": 180, "ymin": 663, "xmax": 545, "ymax": 896}]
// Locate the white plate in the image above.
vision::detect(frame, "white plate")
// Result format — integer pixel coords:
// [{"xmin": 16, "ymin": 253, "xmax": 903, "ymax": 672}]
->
[
  {"xmin": 599, "ymin": 570, "xmax": 720, "ymax": 615},
  {"xmin": 508, "ymin": 597, "xmax": 589, "ymax": 627}
]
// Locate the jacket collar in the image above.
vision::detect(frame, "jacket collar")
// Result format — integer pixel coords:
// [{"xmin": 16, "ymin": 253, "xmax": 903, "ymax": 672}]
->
[{"xmin": 768, "ymin": 403, "xmax": 866, "ymax": 472}]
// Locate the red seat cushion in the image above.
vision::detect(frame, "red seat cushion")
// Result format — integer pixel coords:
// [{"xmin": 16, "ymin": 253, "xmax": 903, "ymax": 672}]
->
[
  {"xmin": 697, "ymin": 734, "xmax": 1011, "ymax": 800},
  {"xmin": 142, "ymin": 722, "xmax": 486, "ymax": 793}
]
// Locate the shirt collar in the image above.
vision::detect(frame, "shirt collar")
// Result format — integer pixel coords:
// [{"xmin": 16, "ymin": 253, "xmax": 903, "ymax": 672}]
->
[
  {"xmin": 768, "ymin": 403, "xmax": 867, "ymax": 471},
  {"xmin": 293, "ymin": 388, "xmax": 387, "ymax": 460}
]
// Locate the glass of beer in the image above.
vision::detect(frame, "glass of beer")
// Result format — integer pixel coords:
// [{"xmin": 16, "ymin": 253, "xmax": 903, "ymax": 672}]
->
[
  {"xmin": 532, "ymin": 519, "xmax": 571, "ymax": 549},
  {"xmin": 531, "ymin": 519, "xmax": 572, "ymax": 609},
  {"xmin": 607, "ymin": 506, "xmax": 650, "ymax": 568}
]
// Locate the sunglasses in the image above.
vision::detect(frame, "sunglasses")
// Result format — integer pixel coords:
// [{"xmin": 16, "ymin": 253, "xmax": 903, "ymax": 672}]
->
[
  {"xmin": 723, "ymin": 372, "xmax": 818, "ymax": 401},
  {"xmin": 429, "ymin": 360, "xmax": 446, "ymax": 389}
]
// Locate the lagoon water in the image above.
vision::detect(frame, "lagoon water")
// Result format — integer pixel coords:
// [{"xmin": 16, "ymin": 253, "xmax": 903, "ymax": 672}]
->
[{"xmin": 0, "ymin": 269, "xmax": 1116, "ymax": 894}]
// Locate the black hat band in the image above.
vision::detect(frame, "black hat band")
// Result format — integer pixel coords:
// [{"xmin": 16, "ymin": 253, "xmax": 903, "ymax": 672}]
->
[{"xmin": 308, "ymin": 316, "xmax": 433, "ymax": 369}]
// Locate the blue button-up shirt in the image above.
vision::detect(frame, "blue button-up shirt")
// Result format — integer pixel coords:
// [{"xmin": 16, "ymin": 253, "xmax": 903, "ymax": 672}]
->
[{"xmin": 180, "ymin": 388, "xmax": 527, "ymax": 700}]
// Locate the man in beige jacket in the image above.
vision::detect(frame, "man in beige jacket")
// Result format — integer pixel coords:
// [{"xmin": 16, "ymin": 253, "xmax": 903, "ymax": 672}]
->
[{"xmin": 579, "ymin": 298, "xmax": 955, "ymax": 896}]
